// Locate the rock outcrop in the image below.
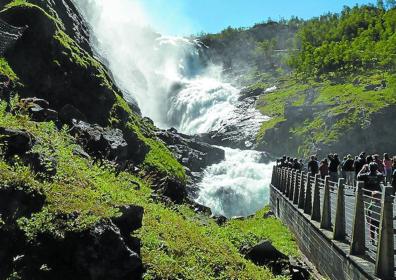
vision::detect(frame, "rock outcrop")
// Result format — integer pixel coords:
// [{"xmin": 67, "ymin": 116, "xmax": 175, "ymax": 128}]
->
[
  {"xmin": 243, "ymin": 240, "xmax": 310, "ymax": 280},
  {"xmin": 156, "ymin": 128, "xmax": 225, "ymax": 173}
]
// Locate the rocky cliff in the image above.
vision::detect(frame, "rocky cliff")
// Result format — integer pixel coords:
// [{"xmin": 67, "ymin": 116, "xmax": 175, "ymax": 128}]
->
[{"xmin": 0, "ymin": 1, "xmax": 304, "ymax": 279}]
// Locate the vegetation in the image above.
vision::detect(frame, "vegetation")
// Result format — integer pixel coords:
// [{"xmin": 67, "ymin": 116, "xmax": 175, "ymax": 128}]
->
[
  {"xmin": 289, "ymin": 3, "xmax": 396, "ymax": 79},
  {"xmin": 0, "ymin": 99, "xmax": 297, "ymax": 279},
  {"xmin": 204, "ymin": 3, "xmax": 396, "ymax": 155}
]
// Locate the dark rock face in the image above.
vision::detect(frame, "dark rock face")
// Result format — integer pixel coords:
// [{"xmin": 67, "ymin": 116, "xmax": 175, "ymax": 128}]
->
[
  {"xmin": 1, "ymin": 1, "xmax": 121, "ymax": 126},
  {"xmin": 260, "ymin": 104, "xmax": 396, "ymax": 158},
  {"xmin": 155, "ymin": 176, "xmax": 187, "ymax": 204},
  {"xmin": 71, "ymin": 120, "xmax": 128, "ymax": 162},
  {"xmin": 59, "ymin": 104, "xmax": 87, "ymax": 124},
  {"xmin": 0, "ymin": 185, "xmax": 45, "ymax": 224},
  {"xmin": 156, "ymin": 128, "xmax": 225, "ymax": 173},
  {"xmin": 17, "ymin": 221, "xmax": 143, "ymax": 280},
  {"xmin": 0, "ymin": 185, "xmax": 46, "ymax": 279},
  {"xmin": 243, "ymin": 240, "xmax": 310, "ymax": 280},
  {"xmin": 112, "ymin": 205, "xmax": 144, "ymax": 254},
  {"xmin": 245, "ymin": 240, "xmax": 288, "ymax": 265}
]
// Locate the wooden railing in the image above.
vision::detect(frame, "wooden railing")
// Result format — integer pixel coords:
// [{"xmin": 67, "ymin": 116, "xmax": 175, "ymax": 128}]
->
[{"xmin": 271, "ymin": 166, "xmax": 395, "ymax": 279}]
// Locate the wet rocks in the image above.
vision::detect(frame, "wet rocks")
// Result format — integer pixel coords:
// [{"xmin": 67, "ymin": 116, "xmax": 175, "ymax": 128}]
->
[{"xmin": 156, "ymin": 128, "xmax": 225, "ymax": 173}]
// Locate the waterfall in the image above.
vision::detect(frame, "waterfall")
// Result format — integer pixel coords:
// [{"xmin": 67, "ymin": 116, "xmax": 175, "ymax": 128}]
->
[{"xmin": 72, "ymin": 0, "xmax": 274, "ymax": 218}]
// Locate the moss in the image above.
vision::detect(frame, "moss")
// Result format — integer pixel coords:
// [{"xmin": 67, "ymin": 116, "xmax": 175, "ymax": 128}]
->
[
  {"xmin": 258, "ymin": 72, "xmax": 396, "ymax": 156},
  {"xmin": 0, "ymin": 101, "xmax": 298, "ymax": 279},
  {"xmin": 0, "ymin": 57, "xmax": 18, "ymax": 80}
]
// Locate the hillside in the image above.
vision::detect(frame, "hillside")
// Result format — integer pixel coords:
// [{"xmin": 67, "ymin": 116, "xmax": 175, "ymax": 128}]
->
[
  {"xmin": 0, "ymin": 1, "xmax": 301, "ymax": 279},
  {"xmin": 202, "ymin": 3, "xmax": 396, "ymax": 157}
]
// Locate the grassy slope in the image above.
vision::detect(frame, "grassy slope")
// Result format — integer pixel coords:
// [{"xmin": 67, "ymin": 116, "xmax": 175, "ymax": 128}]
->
[
  {"xmin": 255, "ymin": 71, "xmax": 396, "ymax": 155},
  {"xmin": 0, "ymin": 101, "xmax": 297, "ymax": 279},
  {"xmin": 1, "ymin": 0, "xmax": 186, "ymax": 182}
]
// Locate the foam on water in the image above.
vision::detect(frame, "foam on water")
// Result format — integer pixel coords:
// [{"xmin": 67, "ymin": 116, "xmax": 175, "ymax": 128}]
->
[{"xmin": 196, "ymin": 147, "xmax": 274, "ymax": 218}]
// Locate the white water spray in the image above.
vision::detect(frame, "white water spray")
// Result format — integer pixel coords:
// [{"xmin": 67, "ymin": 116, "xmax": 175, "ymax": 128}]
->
[
  {"xmin": 73, "ymin": 0, "xmax": 274, "ymax": 217},
  {"xmin": 196, "ymin": 148, "xmax": 274, "ymax": 218}
]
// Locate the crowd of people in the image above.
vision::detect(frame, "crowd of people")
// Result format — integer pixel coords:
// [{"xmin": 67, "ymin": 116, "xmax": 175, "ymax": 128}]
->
[
  {"xmin": 276, "ymin": 152, "xmax": 396, "ymax": 244},
  {"xmin": 276, "ymin": 152, "xmax": 396, "ymax": 190}
]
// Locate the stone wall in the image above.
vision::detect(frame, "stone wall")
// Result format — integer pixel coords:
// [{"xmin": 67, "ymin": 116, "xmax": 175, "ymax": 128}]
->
[{"xmin": 270, "ymin": 186, "xmax": 379, "ymax": 280}]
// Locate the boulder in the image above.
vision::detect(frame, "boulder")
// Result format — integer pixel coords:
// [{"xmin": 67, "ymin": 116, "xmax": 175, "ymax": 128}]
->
[
  {"xmin": 244, "ymin": 240, "xmax": 288, "ymax": 266},
  {"xmin": 59, "ymin": 104, "xmax": 87, "ymax": 124},
  {"xmin": 156, "ymin": 128, "xmax": 225, "ymax": 173},
  {"xmin": 71, "ymin": 121, "xmax": 128, "ymax": 161},
  {"xmin": 156, "ymin": 177, "xmax": 187, "ymax": 204},
  {"xmin": 18, "ymin": 221, "xmax": 143, "ymax": 280},
  {"xmin": 0, "ymin": 127, "xmax": 35, "ymax": 157}
]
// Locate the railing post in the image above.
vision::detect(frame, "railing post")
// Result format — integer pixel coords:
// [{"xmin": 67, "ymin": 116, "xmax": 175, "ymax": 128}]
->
[
  {"xmin": 350, "ymin": 181, "xmax": 366, "ymax": 255},
  {"xmin": 277, "ymin": 167, "xmax": 281, "ymax": 188},
  {"xmin": 333, "ymin": 178, "xmax": 346, "ymax": 240},
  {"xmin": 271, "ymin": 166, "xmax": 276, "ymax": 186},
  {"xmin": 298, "ymin": 172, "xmax": 306, "ymax": 209},
  {"xmin": 311, "ymin": 174, "xmax": 321, "ymax": 222},
  {"xmin": 289, "ymin": 170, "xmax": 295, "ymax": 200},
  {"xmin": 304, "ymin": 174, "xmax": 313, "ymax": 214},
  {"xmin": 293, "ymin": 171, "xmax": 301, "ymax": 205},
  {"xmin": 283, "ymin": 168, "xmax": 289, "ymax": 194},
  {"xmin": 320, "ymin": 176, "xmax": 331, "ymax": 230},
  {"xmin": 285, "ymin": 169, "xmax": 290, "ymax": 196},
  {"xmin": 375, "ymin": 185, "xmax": 395, "ymax": 279}
]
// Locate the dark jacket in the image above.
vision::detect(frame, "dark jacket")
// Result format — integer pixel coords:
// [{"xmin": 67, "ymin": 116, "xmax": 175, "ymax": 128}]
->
[
  {"xmin": 328, "ymin": 156, "xmax": 340, "ymax": 173},
  {"xmin": 308, "ymin": 160, "xmax": 319, "ymax": 174},
  {"xmin": 343, "ymin": 159, "xmax": 354, "ymax": 172},
  {"xmin": 357, "ymin": 171, "xmax": 384, "ymax": 192}
]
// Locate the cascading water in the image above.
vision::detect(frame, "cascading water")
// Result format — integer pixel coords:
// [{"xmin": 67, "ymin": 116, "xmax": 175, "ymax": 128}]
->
[{"xmin": 73, "ymin": 0, "xmax": 274, "ymax": 218}]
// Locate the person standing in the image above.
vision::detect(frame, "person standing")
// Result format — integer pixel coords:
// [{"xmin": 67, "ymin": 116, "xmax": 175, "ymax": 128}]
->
[
  {"xmin": 308, "ymin": 155, "xmax": 319, "ymax": 175},
  {"xmin": 354, "ymin": 152, "xmax": 366, "ymax": 178},
  {"xmin": 328, "ymin": 154, "xmax": 340, "ymax": 182},
  {"xmin": 319, "ymin": 159, "xmax": 329, "ymax": 179},
  {"xmin": 383, "ymin": 153, "xmax": 392, "ymax": 184},
  {"xmin": 343, "ymin": 154, "xmax": 355, "ymax": 186}
]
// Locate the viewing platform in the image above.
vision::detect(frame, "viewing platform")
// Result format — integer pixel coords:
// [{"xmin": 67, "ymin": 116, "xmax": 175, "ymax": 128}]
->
[{"xmin": 270, "ymin": 166, "xmax": 395, "ymax": 280}]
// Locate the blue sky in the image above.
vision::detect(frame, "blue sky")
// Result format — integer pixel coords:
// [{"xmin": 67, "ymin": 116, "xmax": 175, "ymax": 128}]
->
[{"xmin": 140, "ymin": 0, "xmax": 376, "ymax": 35}]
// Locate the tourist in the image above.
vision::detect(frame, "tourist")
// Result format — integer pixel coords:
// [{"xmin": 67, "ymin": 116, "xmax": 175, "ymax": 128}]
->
[
  {"xmin": 383, "ymin": 153, "xmax": 392, "ymax": 184},
  {"xmin": 319, "ymin": 159, "xmax": 329, "ymax": 179},
  {"xmin": 392, "ymin": 157, "xmax": 396, "ymax": 193},
  {"xmin": 293, "ymin": 158, "xmax": 301, "ymax": 170},
  {"xmin": 343, "ymin": 154, "xmax": 355, "ymax": 186},
  {"xmin": 307, "ymin": 155, "xmax": 319, "ymax": 175},
  {"xmin": 373, "ymin": 154, "xmax": 385, "ymax": 175},
  {"xmin": 353, "ymin": 153, "xmax": 365, "ymax": 177},
  {"xmin": 328, "ymin": 153, "xmax": 340, "ymax": 182},
  {"xmin": 341, "ymin": 156, "xmax": 347, "ymax": 180},
  {"xmin": 357, "ymin": 162, "xmax": 384, "ymax": 244}
]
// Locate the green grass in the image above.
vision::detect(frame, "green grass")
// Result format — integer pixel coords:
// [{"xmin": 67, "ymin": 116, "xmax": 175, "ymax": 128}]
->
[{"xmin": 0, "ymin": 100, "xmax": 298, "ymax": 279}]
